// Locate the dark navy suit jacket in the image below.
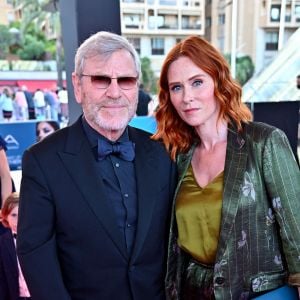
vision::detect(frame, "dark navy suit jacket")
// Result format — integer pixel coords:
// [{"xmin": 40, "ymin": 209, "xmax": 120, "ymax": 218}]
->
[
  {"xmin": 0, "ymin": 229, "xmax": 19, "ymax": 300},
  {"xmin": 17, "ymin": 117, "xmax": 177, "ymax": 300}
]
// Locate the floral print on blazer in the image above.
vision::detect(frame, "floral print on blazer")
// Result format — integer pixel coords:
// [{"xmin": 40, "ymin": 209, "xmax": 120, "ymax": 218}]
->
[{"xmin": 165, "ymin": 122, "xmax": 300, "ymax": 300}]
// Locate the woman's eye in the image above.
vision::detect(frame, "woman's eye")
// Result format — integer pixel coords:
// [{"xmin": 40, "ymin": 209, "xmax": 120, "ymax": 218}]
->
[
  {"xmin": 170, "ymin": 85, "xmax": 182, "ymax": 92},
  {"xmin": 192, "ymin": 79, "xmax": 203, "ymax": 87}
]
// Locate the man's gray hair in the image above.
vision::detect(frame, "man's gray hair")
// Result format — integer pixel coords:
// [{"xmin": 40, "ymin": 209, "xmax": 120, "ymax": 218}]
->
[{"xmin": 74, "ymin": 31, "xmax": 141, "ymax": 78}]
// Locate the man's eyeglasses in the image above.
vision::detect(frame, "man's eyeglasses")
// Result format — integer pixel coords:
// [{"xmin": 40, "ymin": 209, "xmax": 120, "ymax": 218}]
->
[{"xmin": 80, "ymin": 74, "xmax": 138, "ymax": 90}]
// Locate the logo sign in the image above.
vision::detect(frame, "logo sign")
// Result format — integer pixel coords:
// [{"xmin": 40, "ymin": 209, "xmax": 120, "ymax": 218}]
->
[{"xmin": 0, "ymin": 122, "xmax": 37, "ymax": 170}]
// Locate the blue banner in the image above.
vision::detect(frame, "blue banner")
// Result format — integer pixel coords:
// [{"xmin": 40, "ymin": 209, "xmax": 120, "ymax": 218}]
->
[
  {"xmin": 129, "ymin": 116, "xmax": 157, "ymax": 134},
  {"xmin": 0, "ymin": 121, "xmax": 37, "ymax": 170}
]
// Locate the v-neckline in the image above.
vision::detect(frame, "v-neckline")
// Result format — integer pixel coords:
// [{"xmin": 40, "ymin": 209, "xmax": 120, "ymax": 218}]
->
[{"xmin": 190, "ymin": 165, "xmax": 224, "ymax": 190}]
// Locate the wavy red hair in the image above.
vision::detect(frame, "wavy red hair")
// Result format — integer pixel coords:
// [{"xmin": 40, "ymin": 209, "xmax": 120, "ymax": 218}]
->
[{"xmin": 152, "ymin": 35, "xmax": 252, "ymax": 160}]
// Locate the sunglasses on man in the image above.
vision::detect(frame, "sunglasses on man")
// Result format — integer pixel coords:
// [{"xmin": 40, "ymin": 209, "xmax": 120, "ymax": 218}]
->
[{"xmin": 80, "ymin": 74, "xmax": 138, "ymax": 90}]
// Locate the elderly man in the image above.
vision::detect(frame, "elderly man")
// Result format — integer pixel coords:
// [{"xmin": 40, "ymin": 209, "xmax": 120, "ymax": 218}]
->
[{"xmin": 17, "ymin": 31, "xmax": 177, "ymax": 300}]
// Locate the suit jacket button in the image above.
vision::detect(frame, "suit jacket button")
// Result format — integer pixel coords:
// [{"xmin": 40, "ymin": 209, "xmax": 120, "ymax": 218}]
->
[{"xmin": 215, "ymin": 277, "xmax": 225, "ymax": 285}]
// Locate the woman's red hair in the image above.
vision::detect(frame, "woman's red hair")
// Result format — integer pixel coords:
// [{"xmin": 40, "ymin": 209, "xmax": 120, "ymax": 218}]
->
[
  {"xmin": 1, "ymin": 193, "xmax": 19, "ymax": 228},
  {"xmin": 152, "ymin": 35, "xmax": 252, "ymax": 160}
]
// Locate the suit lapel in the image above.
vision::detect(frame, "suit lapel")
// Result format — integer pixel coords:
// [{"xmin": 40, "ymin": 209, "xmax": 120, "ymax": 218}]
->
[
  {"xmin": 217, "ymin": 126, "xmax": 248, "ymax": 256},
  {"xmin": 129, "ymin": 127, "xmax": 159, "ymax": 261},
  {"xmin": 58, "ymin": 119, "xmax": 128, "ymax": 260},
  {"xmin": 3, "ymin": 231, "xmax": 18, "ymax": 272}
]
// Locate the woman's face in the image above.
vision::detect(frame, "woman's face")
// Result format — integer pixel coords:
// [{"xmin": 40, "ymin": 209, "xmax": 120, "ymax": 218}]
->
[
  {"xmin": 6, "ymin": 205, "xmax": 18, "ymax": 233},
  {"xmin": 37, "ymin": 122, "xmax": 55, "ymax": 141},
  {"xmin": 167, "ymin": 56, "xmax": 220, "ymax": 130}
]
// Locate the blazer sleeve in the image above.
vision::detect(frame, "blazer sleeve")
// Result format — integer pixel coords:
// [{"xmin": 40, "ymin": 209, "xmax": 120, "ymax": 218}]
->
[
  {"xmin": 0, "ymin": 239, "xmax": 10, "ymax": 299},
  {"xmin": 262, "ymin": 128, "xmax": 300, "ymax": 284},
  {"xmin": 17, "ymin": 149, "xmax": 71, "ymax": 300}
]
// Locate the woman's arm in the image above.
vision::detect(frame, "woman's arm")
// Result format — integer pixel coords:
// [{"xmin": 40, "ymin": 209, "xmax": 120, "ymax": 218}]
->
[{"xmin": 0, "ymin": 149, "xmax": 12, "ymax": 205}]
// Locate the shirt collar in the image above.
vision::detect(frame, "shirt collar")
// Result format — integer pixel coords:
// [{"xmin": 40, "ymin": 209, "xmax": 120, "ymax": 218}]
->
[{"xmin": 81, "ymin": 116, "xmax": 130, "ymax": 149}]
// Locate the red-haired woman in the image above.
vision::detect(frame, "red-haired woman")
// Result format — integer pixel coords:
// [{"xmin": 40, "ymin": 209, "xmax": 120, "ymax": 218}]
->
[{"xmin": 153, "ymin": 36, "xmax": 300, "ymax": 299}]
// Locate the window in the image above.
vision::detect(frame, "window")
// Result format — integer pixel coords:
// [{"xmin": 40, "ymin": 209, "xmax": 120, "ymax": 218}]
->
[
  {"xmin": 128, "ymin": 38, "xmax": 141, "ymax": 54},
  {"xmin": 159, "ymin": 0, "xmax": 177, "ymax": 5},
  {"xmin": 148, "ymin": 9, "xmax": 156, "ymax": 29},
  {"xmin": 295, "ymin": 5, "xmax": 300, "ymax": 22},
  {"xmin": 270, "ymin": 4, "xmax": 280, "ymax": 22},
  {"xmin": 206, "ymin": 16, "xmax": 212, "ymax": 28},
  {"xmin": 157, "ymin": 14, "xmax": 178, "ymax": 29},
  {"xmin": 123, "ymin": 0, "xmax": 144, "ymax": 3},
  {"xmin": 124, "ymin": 14, "xmax": 142, "ymax": 29},
  {"xmin": 151, "ymin": 38, "xmax": 164, "ymax": 55},
  {"xmin": 218, "ymin": 14, "xmax": 225, "ymax": 25},
  {"xmin": 265, "ymin": 31, "xmax": 278, "ymax": 50},
  {"xmin": 182, "ymin": 15, "xmax": 201, "ymax": 29},
  {"xmin": 285, "ymin": 6, "xmax": 291, "ymax": 22}
]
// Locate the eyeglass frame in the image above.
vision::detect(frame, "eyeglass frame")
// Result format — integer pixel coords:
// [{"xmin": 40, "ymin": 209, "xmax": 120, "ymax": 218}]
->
[{"xmin": 79, "ymin": 73, "xmax": 139, "ymax": 90}]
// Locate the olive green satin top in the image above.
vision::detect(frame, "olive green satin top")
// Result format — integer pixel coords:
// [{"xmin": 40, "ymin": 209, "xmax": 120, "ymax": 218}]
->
[{"xmin": 176, "ymin": 164, "xmax": 224, "ymax": 264}]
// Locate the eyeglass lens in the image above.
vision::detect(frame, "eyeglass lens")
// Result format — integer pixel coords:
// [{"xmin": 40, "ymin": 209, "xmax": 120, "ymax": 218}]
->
[{"xmin": 87, "ymin": 75, "xmax": 137, "ymax": 90}]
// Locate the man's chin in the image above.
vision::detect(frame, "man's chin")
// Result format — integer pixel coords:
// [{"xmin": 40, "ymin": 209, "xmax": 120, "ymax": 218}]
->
[{"xmin": 95, "ymin": 117, "xmax": 130, "ymax": 132}]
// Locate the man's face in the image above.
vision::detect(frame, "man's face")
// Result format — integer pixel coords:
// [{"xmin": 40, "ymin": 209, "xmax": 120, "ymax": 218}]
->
[{"xmin": 72, "ymin": 49, "xmax": 138, "ymax": 139}]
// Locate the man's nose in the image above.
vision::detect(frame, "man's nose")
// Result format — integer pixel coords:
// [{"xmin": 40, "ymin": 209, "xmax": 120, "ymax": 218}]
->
[{"xmin": 105, "ymin": 78, "xmax": 121, "ymax": 99}]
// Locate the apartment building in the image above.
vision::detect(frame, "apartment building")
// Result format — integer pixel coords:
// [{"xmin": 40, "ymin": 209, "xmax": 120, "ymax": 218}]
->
[
  {"xmin": 205, "ymin": 0, "xmax": 300, "ymax": 74},
  {"xmin": 120, "ymin": 0, "xmax": 205, "ymax": 74},
  {"xmin": 0, "ymin": 0, "xmax": 14, "ymax": 25}
]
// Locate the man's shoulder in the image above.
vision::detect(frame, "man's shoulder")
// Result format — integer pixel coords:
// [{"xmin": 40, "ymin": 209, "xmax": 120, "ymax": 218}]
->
[
  {"xmin": 129, "ymin": 126, "xmax": 173, "ymax": 160},
  {"xmin": 28, "ymin": 124, "xmax": 74, "ymax": 155},
  {"xmin": 129, "ymin": 126, "xmax": 158, "ymax": 147}
]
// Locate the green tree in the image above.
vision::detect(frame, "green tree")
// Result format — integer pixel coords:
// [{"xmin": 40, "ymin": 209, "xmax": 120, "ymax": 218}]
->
[
  {"xmin": 0, "ymin": 25, "xmax": 12, "ymax": 59},
  {"xmin": 141, "ymin": 57, "xmax": 158, "ymax": 94},
  {"xmin": 225, "ymin": 54, "xmax": 255, "ymax": 86},
  {"xmin": 11, "ymin": 0, "xmax": 49, "ymax": 36},
  {"xmin": 17, "ymin": 35, "xmax": 45, "ymax": 60}
]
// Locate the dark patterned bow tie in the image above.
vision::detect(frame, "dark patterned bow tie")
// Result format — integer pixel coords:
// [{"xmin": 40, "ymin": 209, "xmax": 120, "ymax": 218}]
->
[
  {"xmin": 98, "ymin": 139, "xmax": 135, "ymax": 161},
  {"xmin": 13, "ymin": 233, "xmax": 17, "ymax": 239}
]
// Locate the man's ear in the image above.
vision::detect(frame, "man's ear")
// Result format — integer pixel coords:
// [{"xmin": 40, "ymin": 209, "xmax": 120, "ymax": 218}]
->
[{"xmin": 72, "ymin": 72, "xmax": 82, "ymax": 104}]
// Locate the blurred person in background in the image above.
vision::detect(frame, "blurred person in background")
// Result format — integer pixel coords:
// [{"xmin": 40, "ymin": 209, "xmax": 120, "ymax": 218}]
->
[
  {"xmin": 154, "ymin": 35, "xmax": 300, "ymax": 299},
  {"xmin": 14, "ymin": 88, "xmax": 28, "ymax": 121},
  {"xmin": 57, "ymin": 86, "xmax": 68, "ymax": 122},
  {"xmin": 136, "ymin": 83, "xmax": 152, "ymax": 116},
  {"xmin": 33, "ymin": 88, "xmax": 46, "ymax": 119},
  {"xmin": 22, "ymin": 86, "xmax": 36, "ymax": 120},
  {"xmin": 0, "ymin": 193, "xmax": 31, "ymax": 299},
  {"xmin": 0, "ymin": 88, "xmax": 14, "ymax": 122},
  {"xmin": 0, "ymin": 135, "xmax": 15, "ymax": 236},
  {"xmin": 44, "ymin": 89, "xmax": 60, "ymax": 122},
  {"xmin": 36, "ymin": 121, "xmax": 60, "ymax": 142}
]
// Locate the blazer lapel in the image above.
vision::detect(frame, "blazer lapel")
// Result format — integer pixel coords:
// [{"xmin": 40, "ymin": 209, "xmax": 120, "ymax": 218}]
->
[
  {"xmin": 58, "ymin": 119, "xmax": 128, "ymax": 260},
  {"xmin": 217, "ymin": 126, "xmax": 248, "ymax": 256},
  {"xmin": 3, "ymin": 231, "xmax": 18, "ymax": 272},
  {"xmin": 129, "ymin": 128, "xmax": 160, "ymax": 261}
]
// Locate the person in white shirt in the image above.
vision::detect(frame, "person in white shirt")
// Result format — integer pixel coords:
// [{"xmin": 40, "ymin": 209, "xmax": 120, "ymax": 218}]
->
[
  {"xmin": 33, "ymin": 89, "xmax": 46, "ymax": 119},
  {"xmin": 57, "ymin": 86, "xmax": 68, "ymax": 121}
]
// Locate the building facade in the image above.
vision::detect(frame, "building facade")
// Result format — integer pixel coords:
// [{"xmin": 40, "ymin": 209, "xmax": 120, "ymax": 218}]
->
[
  {"xmin": 205, "ymin": 0, "xmax": 300, "ymax": 74},
  {"xmin": 120, "ymin": 0, "xmax": 205, "ymax": 74},
  {"xmin": 0, "ymin": 0, "xmax": 14, "ymax": 25}
]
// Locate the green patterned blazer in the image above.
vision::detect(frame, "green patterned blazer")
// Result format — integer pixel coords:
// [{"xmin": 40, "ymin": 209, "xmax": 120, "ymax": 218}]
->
[{"xmin": 165, "ymin": 121, "xmax": 300, "ymax": 300}]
